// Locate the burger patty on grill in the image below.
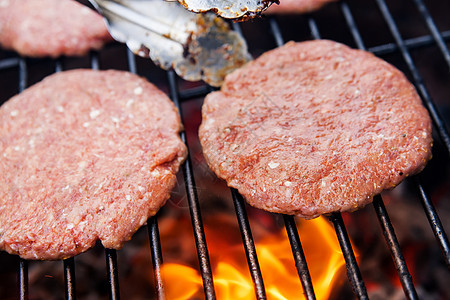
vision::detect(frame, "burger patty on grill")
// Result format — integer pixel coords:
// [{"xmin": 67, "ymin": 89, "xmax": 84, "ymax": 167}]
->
[
  {"xmin": 0, "ymin": 69, "xmax": 187, "ymax": 260},
  {"xmin": 199, "ymin": 40, "xmax": 432, "ymax": 219},
  {"xmin": 265, "ymin": 0, "xmax": 336, "ymax": 14},
  {"xmin": 0, "ymin": 0, "xmax": 112, "ymax": 57}
]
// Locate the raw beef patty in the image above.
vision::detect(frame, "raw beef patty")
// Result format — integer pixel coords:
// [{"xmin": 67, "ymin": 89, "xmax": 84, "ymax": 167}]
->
[
  {"xmin": 0, "ymin": 69, "xmax": 187, "ymax": 260},
  {"xmin": 266, "ymin": 0, "xmax": 336, "ymax": 14},
  {"xmin": 199, "ymin": 40, "xmax": 432, "ymax": 219},
  {"xmin": 0, "ymin": 0, "xmax": 112, "ymax": 57}
]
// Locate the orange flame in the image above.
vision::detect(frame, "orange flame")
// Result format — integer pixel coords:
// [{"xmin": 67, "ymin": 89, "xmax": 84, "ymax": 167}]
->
[{"xmin": 161, "ymin": 216, "xmax": 348, "ymax": 299}]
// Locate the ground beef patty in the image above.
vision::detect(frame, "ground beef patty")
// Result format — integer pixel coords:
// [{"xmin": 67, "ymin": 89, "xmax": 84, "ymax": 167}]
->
[
  {"xmin": 0, "ymin": 0, "xmax": 112, "ymax": 57},
  {"xmin": 199, "ymin": 40, "xmax": 432, "ymax": 219},
  {"xmin": 266, "ymin": 0, "xmax": 336, "ymax": 14},
  {"xmin": 0, "ymin": 69, "xmax": 187, "ymax": 260}
]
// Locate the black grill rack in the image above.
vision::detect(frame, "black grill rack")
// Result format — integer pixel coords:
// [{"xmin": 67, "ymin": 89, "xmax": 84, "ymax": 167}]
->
[{"xmin": 1, "ymin": 0, "xmax": 449, "ymax": 299}]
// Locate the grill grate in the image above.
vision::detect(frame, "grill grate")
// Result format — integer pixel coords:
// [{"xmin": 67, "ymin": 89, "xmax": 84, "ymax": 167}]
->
[
  {"xmin": 372, "ymin": 196, "xmax": 417, "ymax": 299},
  {"xmin": 231, "ymin": 189, "xmax": 266, "ymax": 299},
  {"xmin": 166, "ymin": 69, "xmax": 217, "ymax": 299},
  {"xmin": 283, "ymin": 214, "xmax": 315, "ymax": 300},
  {"xmin": 374, "ymin": 0, "xmax": 450, "ymax": 154},
  {"xmin": 1, "ymin": 0, "xmax": 449, "ymax": 299}
]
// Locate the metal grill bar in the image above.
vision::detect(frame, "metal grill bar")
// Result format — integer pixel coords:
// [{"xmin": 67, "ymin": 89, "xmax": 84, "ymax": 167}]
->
[
  {"xmin": 283, "ymin": 215, "xmax": 316, "ymax": 300},
  {"xmin": 127, "ymin": 49, "xmax": 137, "ymax": 74},
  {"xmin": 126, "ymin": 48, "xmax": 167, "ymax": 299},
  {"xmin": 90, "ymin": 51, "xmax": 100, "ymax": 71},
  {"xmin": 414, "ymin": 178, "xmax": 450, "ymax": 267},
  {"xmin": 0, "ymin": 57, "xmax": 20, "ymax": 69},
  {"xmin": 372, "ymin": 196, "xmax": 418, "ymax": 300},
  {"xmin": 55, "ymin": 59, "xmax": 63, "ymax": 73},
  {"xmin": 306, "ymin": 15, "xmax": 369, "ymax": 299},
  {"xmin": 85, "ymin": 51, "xmax": 123, "ymax": 300},
  {"xmin": 166, "ymin": 70, "xmax": 216, "ymax": 299},
  {"xmin": 369, "ymin": 30, "xmax": 450, "ymax": 55},
  {"xmin": 231, "ymin": 189, "xmax": 267, "ymax": 300},
  {"xmin": 0, "ymin": 31, "xmax": 447, "ymax": 73},
  {"xmin": 329, "ymin": 213, "xmax": 368, "ymax": 300},
  {"xmin": 231, "ymin": 22, "xmax": 243, "ymax": 38},
  {"xmin": 412, "ymin": 0, "xmax": 450, "ymax": 68},
  {"xmin": 148, "ymin": 216, "xmax": 165, "ymax": 299},
  {"xmin": 340, "ymin": 1, "xmax": 366, "ymax": 49},
  {"xmin": 374, "ymin": 0, "xmax": 450, "ymax": 155},
  {"xmin": 53, "ymin": 56, "xmax": 74, "ymax": 300},
  {"xmin": 232, "ymin": 20, "xmax": 316, "ymax": 300},
  {"xmin": 178, "ymin": 85, "xmax": 212, "ymax": 102},
  {"xmin": 17, "ymin": 57, "xmax": 29, "ymax": 300},
  {"xmin": 266, "ymin": 17, "xmax": 317, "ymax": 300},
  {"xmin": 105, "ymin": 249, "xmax": 120, "ymax": 300},
  {"xmin": 342, "ymin": 1, "xmax": 425, "ymax": 296},
  {"xmin": 19, "ymin": 259, "xmax": 28, "ymax": 300},
  {"xmin": 342, "ymin": 0, "xmax": 450, "ymax": 270},
  {"xmin": 64, "ymin": 258, "xmax": 76, "ymax": 300},
  {"xmin": 268, "ymin": 18, "xmax": 284, "ymax": 48},
  {"xmin": 18, "ymin": 58, "xmax": 27, "ymax": 93},
  {"xmin": 307, "ymin": 17, "xmax": 322, "ymax": 40}
]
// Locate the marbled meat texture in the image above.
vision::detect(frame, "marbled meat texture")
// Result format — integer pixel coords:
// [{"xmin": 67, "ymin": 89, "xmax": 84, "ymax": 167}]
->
[
  {"xmin": 0, "ymin": 0, "xmax": 112, "ymax": 57},
  {"xmin": 199, "ymin": 40, "xmax": 432, "ymax": 219},
  {"xmin": 0, "ymin": 69, "xmax": 187, "ymax": 260},
  {"xmin": 266, "ymin": 0, "xmax": 336, "ymax": 14}
]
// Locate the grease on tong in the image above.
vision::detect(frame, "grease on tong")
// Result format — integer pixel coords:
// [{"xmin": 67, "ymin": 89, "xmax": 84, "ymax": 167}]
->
[{"xmin": 89, "ymin": 0, "xmax": 252, "ymax": 87}]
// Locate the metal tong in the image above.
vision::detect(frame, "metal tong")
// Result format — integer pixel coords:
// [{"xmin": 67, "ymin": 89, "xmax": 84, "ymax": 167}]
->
[
  {"xmin": 174, "ymin": 0, "xmax": 277, "ymax": 19},
  {"xmin": 89, "ymin": 0, "xmax": 253, "ymax": 86}
]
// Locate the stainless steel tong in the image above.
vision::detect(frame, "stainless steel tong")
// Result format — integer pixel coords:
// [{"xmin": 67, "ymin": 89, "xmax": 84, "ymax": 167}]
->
[{"xmin": 89, "ymin": 0, "xmax": 254, "ymax": 86}]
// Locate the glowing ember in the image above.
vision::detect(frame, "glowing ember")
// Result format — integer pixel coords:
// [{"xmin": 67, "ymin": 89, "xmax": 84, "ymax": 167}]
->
[{"xmin": 161, "ymin": 216, "xmax": 349, "ymax": 299}]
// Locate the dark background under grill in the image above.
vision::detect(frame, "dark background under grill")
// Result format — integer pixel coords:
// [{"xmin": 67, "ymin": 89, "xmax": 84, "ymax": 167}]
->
[{"xmin": 0, "ymin": 0, "xmax": 449, "ymax": 299}]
